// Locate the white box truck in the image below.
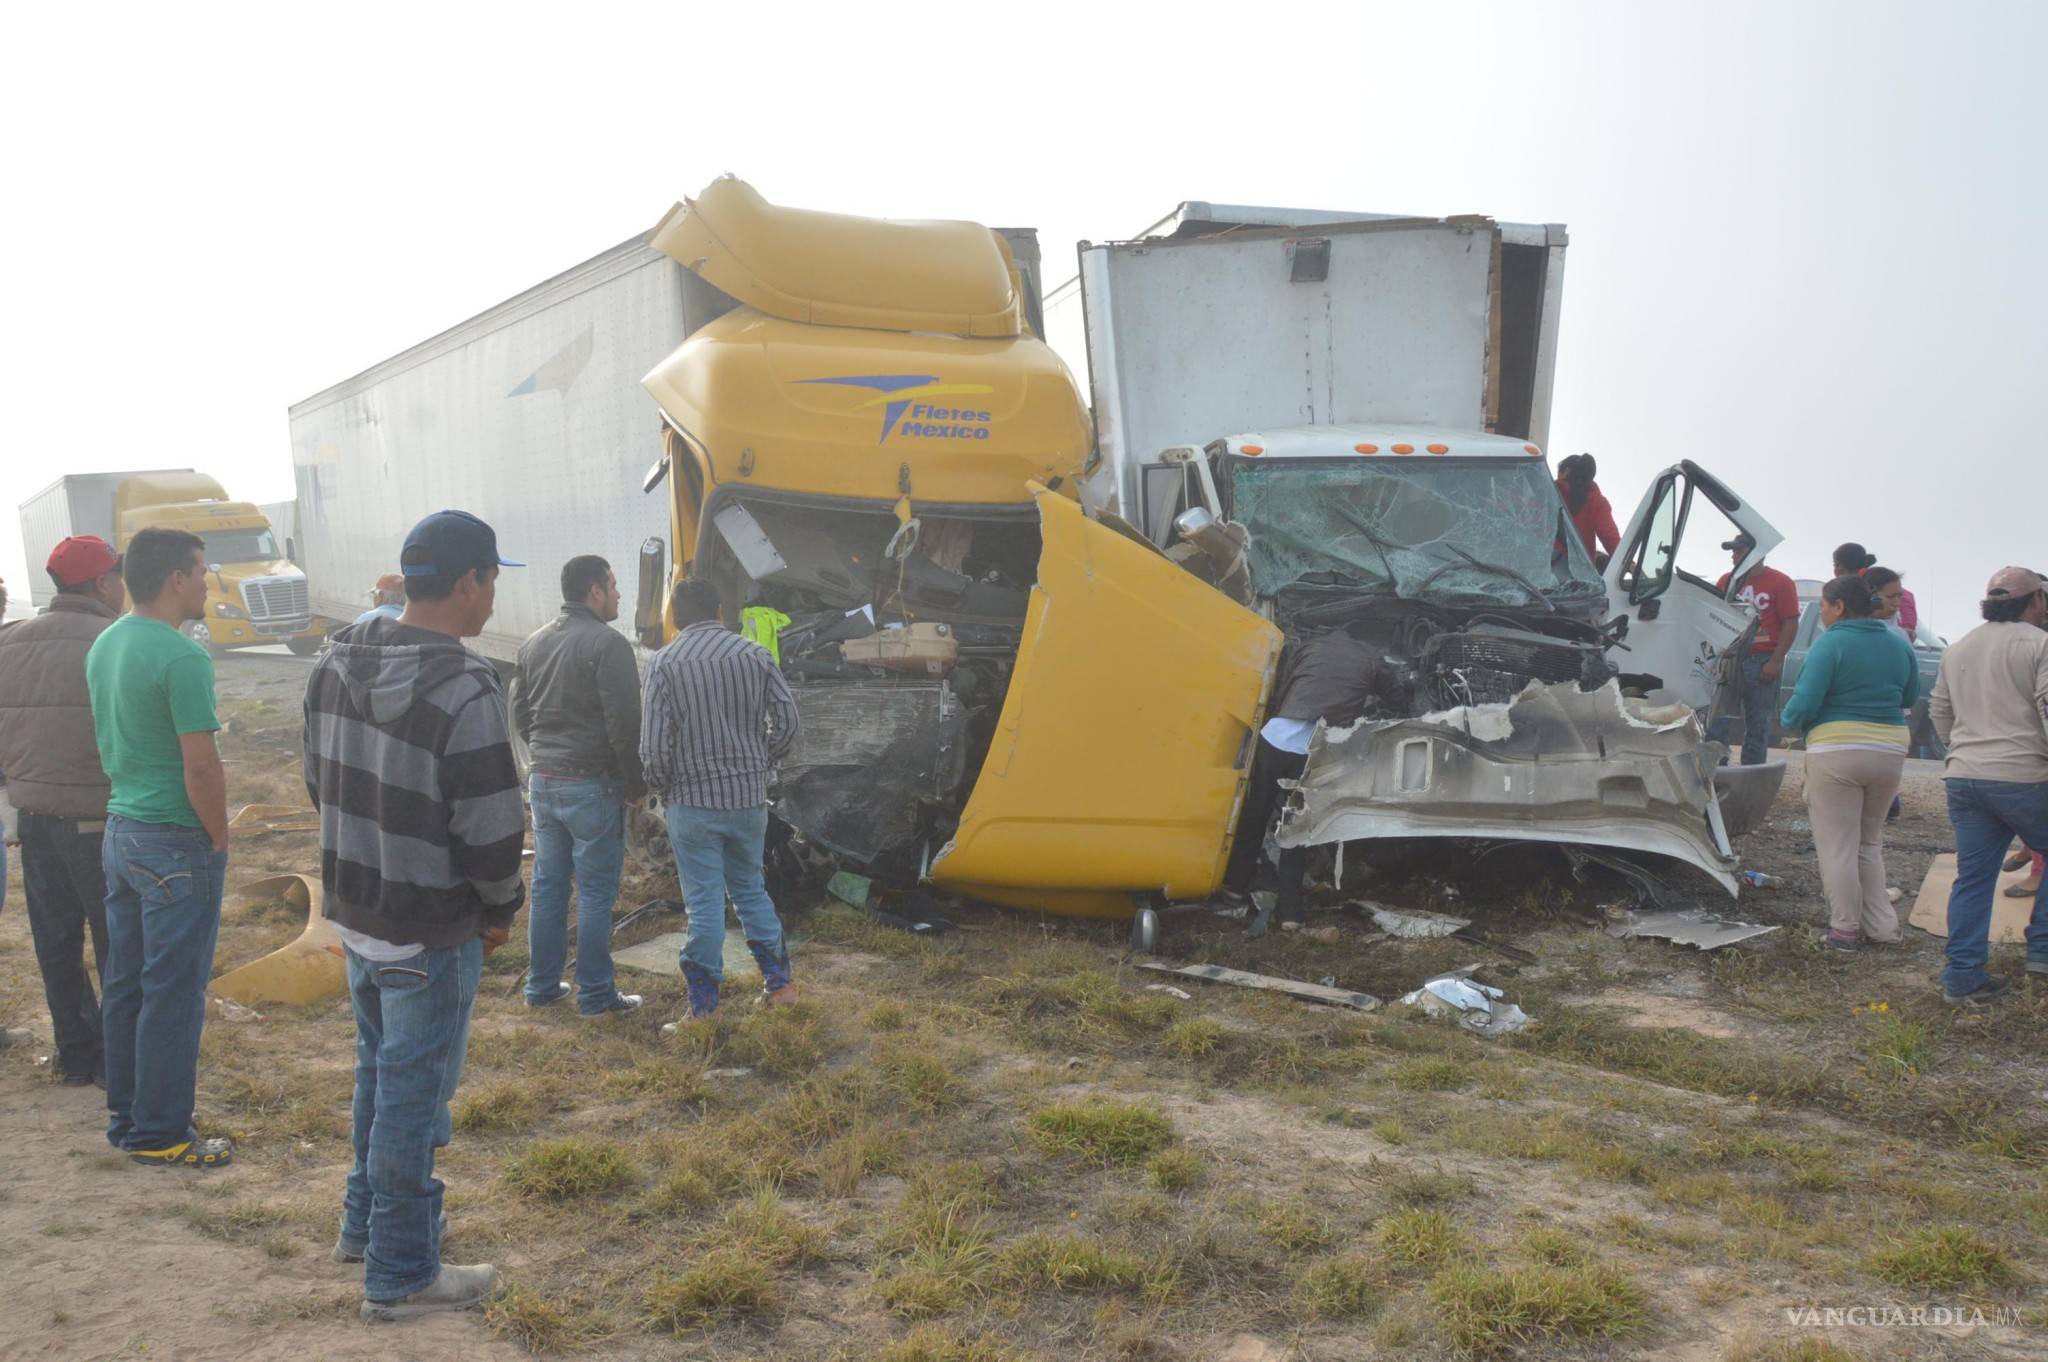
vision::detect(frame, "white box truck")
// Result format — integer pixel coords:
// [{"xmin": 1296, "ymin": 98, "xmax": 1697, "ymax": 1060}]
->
[{"xmin": 1067, "ymin": 205, "xmax": 1784, "ymax": 892}]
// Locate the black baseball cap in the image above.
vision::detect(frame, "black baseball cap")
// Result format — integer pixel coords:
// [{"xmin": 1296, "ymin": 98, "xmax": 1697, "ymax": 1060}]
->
[
  {"xmin": 1721, "ymin": 531, "xmax": 1757, "ymax": 552},
  {"xmin": 400, "ymin": 510, "xmax": 522, "ymax": 579}
]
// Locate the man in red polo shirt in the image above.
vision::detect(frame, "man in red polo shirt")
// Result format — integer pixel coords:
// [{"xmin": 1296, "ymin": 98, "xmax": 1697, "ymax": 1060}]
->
[{"xmin": 1710, "ymin": 531, "xmax": 1801, "ymax": 765}]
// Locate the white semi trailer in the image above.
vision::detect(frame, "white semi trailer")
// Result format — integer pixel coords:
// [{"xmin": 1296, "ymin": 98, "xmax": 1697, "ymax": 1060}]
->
[{"xmin": 287, "ymin": 239, "xmax": 686, "ymax": 663}]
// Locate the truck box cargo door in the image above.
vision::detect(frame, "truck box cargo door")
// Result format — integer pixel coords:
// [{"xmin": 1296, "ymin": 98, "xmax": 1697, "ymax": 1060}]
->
[
  {"xmin": 930, "ymin": 485, "xmax": 1282, "ymax": 917},
  {"xmin": 1604, "ymin": 461, "xmax": 1783, "ymax": 713}
]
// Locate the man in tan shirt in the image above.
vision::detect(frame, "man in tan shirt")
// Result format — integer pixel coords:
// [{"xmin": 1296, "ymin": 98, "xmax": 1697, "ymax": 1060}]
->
[{"xmin": 1928, "ymin": 566, "xmax": 2048, "ymax": 1004}]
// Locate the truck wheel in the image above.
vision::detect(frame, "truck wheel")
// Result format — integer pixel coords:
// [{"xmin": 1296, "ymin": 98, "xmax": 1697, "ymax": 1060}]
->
[
  {"xmin": 1129, "ymin": 907, "xmax": 1160, "ymax": 955},
  {"xmin": 180, "ymin": 621, "xmax": 220, "ymax": 654},
  {"xmin": 286, "ymin": 636, "xmax": 324, "ymax": 657}
]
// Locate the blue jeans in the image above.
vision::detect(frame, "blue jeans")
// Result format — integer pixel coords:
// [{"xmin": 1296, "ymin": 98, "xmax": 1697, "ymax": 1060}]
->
[
  {"xmin": 340, "ymin": 936, "xmax": 482, "ymax": 1302},
  {"xmin": 1708, "ymin": 652, "xmax": 1781, "ymax": 766},
  {"xmin": 1942, "ymin": 778, "xmax": 2048, "ymax": 994},
  {"xmin": 664, "ymin": 804, "xmax": 784, "ymax": 980},
  {"xmin": 100, "ymin": 817, "xmax": 226, "ymax": 1151},
  {"xmin": 525, "ymin": 775, "xmax": 625, "ymax": 1013}
]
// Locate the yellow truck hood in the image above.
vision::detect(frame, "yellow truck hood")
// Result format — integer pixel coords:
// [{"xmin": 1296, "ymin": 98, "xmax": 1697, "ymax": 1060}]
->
[
  {"xmin": 930, "ymin": 486, "xmax": 1283, "ymax": 918},
  {"xmin": 650, "ymin": 176, "xmax": 1026, "ymax": 337}
]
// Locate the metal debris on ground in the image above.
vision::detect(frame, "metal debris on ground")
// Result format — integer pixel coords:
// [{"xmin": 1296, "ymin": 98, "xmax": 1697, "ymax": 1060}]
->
[
  {"xmin": 1610, "ymin": 908, "xmax": 1779, "ymax": 950},
  {"xmin": 210, "ymin": 873, "xmax": 347, "ymax": 1005},
  {"xmin": 1397, "ymin": 974, "xmax": 1529, "ymax": 1035},
  {"xmin": 1365, "ymin": 904, "xmax": 1472, "ymax": 938},
  {"xmin": 703, "ymin": 1068, "xmax": 753, "ymax": 1080},
  {"xmin": 1138, "ymin": 961, "xmax": 1380, "ymax": 1011}
]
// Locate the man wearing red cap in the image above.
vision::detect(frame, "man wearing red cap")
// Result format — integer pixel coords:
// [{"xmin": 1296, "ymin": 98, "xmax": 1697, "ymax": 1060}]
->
[{"xmin": 0, "ymin": 536, "xmax": 127, "ymax": 1085}]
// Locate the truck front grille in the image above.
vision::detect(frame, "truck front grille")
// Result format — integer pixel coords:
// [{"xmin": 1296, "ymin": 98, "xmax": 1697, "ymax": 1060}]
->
[{"xmin": 241, "ymin": 577, "xmax": 311, "ymax": 631}]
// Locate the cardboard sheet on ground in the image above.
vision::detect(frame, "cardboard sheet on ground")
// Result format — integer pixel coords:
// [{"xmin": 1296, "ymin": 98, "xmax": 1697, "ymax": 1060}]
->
[
  {"xmin": 1909, "ymin": 854, "xmax": 2039, "ymax": 942},
  {"xmin": 612, "ymin": 931, "xmax": 759, "ymax": 976}
]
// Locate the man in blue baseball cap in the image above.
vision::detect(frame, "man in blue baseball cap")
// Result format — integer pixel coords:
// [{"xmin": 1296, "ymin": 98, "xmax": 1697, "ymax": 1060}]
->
[{"xmin": 303, "ymin": 509, "xmax": 525, "ymax": 1320}]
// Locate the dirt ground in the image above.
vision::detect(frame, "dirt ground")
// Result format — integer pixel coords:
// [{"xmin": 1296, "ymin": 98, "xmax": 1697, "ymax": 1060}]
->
[{"xmin": 1, "ymin": 649, "xmax": 2043, "ymax": 1362}]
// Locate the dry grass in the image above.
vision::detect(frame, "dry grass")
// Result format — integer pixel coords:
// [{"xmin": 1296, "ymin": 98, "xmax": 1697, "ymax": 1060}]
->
[
  {"xmin": 6, "ymin": 696, "xmax": 2035, "ymax": 1362},
  {"xmin": 1027, "ymin": 1101, "xmax": 1175, "ymax": 1166}
]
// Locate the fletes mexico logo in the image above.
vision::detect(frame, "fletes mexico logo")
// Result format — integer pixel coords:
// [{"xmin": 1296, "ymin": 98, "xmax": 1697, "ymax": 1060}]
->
[{"xmin": 799, "ymin": 374, "xmax": 996, "ymax": 444}]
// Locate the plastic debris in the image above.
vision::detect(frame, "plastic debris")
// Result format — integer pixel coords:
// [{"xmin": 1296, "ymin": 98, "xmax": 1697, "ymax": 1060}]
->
[
  {"xmin": 1739, "ymin": 869, "xmax": 1782, "ymax": 890},
  {"xmin": 1366, "ymin": 905, "xmax": 1472, "ymax": 938},
  {"xmin": 1611, "ymin": 908, "xmax": 1779, "ymax": 950},
  {"xmin": 703, "ymin": 1067, "xmax": 753, "ymax": 1080},
  {"xmin": 1398, "ymin": 974, "xmax": 1529, "ymax": 1036},
  {"xmin": 209, "ymin": 997, "xmax": 264, "ymax": 1023},
  {"xmin": 1144, "ymin": 984, "xmax": 1194, "ymax": 1000}
]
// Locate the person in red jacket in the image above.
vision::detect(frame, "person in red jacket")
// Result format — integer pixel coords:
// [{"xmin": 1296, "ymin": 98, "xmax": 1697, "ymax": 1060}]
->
[{"xmin": 1556, "ymin": 454, "xmax": 1620, "ymax": 567}]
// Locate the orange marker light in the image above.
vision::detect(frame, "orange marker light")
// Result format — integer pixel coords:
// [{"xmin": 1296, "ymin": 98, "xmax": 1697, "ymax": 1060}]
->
[
  {"xmin": 1426, "ymin": 442, "xmax": 1449, "ymax": 454},
  {"xmin": 1240, "ymin": 444, "xmax": 1264, "ymax": 455},
  {"xmin": 1391, "ymin": 443, "xmax": 1415, "ymax": 455},
  {"xmin": 1354, "ymin": 443, "xmax": 1378, "ymax": 454},
  {"xmin": 1524, "ymin": 443, "xmax": 1542, "ymax": 456}
]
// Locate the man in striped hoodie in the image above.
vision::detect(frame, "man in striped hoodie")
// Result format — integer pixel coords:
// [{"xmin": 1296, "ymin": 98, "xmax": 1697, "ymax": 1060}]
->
[
  {"xmin": 641, "ymin": 577, "xmax": 801, "ymax": 1020},
  {"xmin": 303, "ymin": 510, "xmax": 525, "ymax": 1322}
]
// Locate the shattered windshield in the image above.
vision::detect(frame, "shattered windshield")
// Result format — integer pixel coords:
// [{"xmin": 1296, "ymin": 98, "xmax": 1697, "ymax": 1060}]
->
[{"xmin": 1227, "ymin": 458, "xmax": 1607, "ymax": 606}]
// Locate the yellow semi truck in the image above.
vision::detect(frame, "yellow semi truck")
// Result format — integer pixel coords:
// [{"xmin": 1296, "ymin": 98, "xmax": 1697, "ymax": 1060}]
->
[
  {"xmin": 18, "ymin": 470, "xmax": 325, "ymax": 653},
  {"xmin": 635, "ymin": 179, "xmax": 1281, "ymax": 918}
]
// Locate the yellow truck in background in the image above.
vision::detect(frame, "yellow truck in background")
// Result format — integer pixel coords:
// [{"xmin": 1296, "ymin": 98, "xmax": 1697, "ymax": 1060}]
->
[{"xmin": 18, "ymin": 470, "xmax": 325, "ymax": 653}]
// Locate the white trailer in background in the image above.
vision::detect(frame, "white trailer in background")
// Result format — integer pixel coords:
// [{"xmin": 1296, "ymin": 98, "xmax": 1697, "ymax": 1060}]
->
[{"xmin": 287, "ymin": 239, "xmax": 688, "ymax": 664}]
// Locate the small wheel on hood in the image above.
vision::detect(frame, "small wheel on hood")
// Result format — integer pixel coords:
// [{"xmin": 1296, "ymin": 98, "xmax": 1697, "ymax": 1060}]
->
[{"xmin": 1130, "ymin": 907, "xmax": 1160, "ymax": 955}]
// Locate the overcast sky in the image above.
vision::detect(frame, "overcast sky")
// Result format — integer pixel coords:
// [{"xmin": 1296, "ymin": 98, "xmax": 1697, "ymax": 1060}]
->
[{"xmin": 4, "ymin": 1, "xmax": 2040, "ymax": 638}]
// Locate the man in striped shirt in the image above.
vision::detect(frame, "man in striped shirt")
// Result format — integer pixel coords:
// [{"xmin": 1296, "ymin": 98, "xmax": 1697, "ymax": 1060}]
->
[{"xmin": 640, "ymin": 578, "xmax": 802, "ymax": 1018}]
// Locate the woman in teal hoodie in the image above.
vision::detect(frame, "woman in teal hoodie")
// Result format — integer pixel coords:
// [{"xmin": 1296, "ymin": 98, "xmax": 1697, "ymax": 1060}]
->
[{"xmin": 1779, "ymin": 574, "xmax": 1921, "ymax": 949}]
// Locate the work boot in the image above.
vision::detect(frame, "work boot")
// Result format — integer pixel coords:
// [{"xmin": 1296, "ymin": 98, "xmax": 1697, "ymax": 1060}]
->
[
  {"xmin": 360, "ymin": 1262, "xmax": 499, "ymax": 1322},
  {"xmin": 748, "ymin": 939, "xmax": 797, "ymax": 1006},
  {"xmin": 683, "ymin": 962, "xmax": 721, "ymax": 1018},
  {"xmin": 1942, "ymin": 975, "xmax": 2013, "ymax": 1007}
]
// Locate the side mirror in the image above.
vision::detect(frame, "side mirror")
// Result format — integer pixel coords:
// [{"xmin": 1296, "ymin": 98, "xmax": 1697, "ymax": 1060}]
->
[
  {"xmin": 207, "ymin": 562, "xmax": 222, "ymax": 574},
  {"xmin": 285, "ymin": 537, "xmax": 298, "ymax": 564},
  {"xmin": 634, "ymin": 537, "xmax": 667, "ymax": 649}
]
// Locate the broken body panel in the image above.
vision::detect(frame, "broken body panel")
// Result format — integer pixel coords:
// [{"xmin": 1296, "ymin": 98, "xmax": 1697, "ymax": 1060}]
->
[{"xmin": 1279, "ymin": 680, "xmax": 1739, "ymax": 894}]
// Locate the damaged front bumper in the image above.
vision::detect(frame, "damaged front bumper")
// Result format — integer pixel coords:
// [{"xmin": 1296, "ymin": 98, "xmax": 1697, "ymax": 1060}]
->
[{"xmin": 1277, "ymin": 679, "xmax": 1739, "ymax": 895}]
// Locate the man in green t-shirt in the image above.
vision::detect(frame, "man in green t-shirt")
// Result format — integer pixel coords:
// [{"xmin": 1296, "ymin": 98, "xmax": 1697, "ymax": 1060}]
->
[{"xmin": 85, "ymin": 527, "xmax": 233, "ymax": 1169}]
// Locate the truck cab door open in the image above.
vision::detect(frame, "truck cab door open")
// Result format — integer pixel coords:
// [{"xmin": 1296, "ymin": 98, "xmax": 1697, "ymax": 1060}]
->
[
  {"xmin": 1603, "ymin": 461, "xmax": 1782, "ymax": 713},
  {"xmin": 930, "ymin": 485, "xmax": 1282, "ymax": 918}
]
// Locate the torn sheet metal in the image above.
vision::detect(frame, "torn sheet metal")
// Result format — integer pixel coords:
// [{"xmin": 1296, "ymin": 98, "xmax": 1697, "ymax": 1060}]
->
[
  {"xmin": 1139, "ymin": 961, "xmax": 1380, "ymax": 1011},
  {"xmin": 1610, "ymin": 908, "xmax": 1778, "ymax": 950},
  {"xmin": 1280, "ymin": 679, "xmax": 1738, "ymax": 896},
  {"xmin": 1366, "ymin": 905, "xmax": 1472, "ymax": 938},
  {"xmin": 775, "ymin": 681, "xmax": 966, "ymax": 863},
  {"xmin": 1398, "ymin": 974, "xmax": 1529, "ymax": 1035}
]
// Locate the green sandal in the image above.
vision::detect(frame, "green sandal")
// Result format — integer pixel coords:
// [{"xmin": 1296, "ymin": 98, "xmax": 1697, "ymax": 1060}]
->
[{"xmin": 130, "ymin": 1137, "xmax": 235, "ymax": 1169}]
